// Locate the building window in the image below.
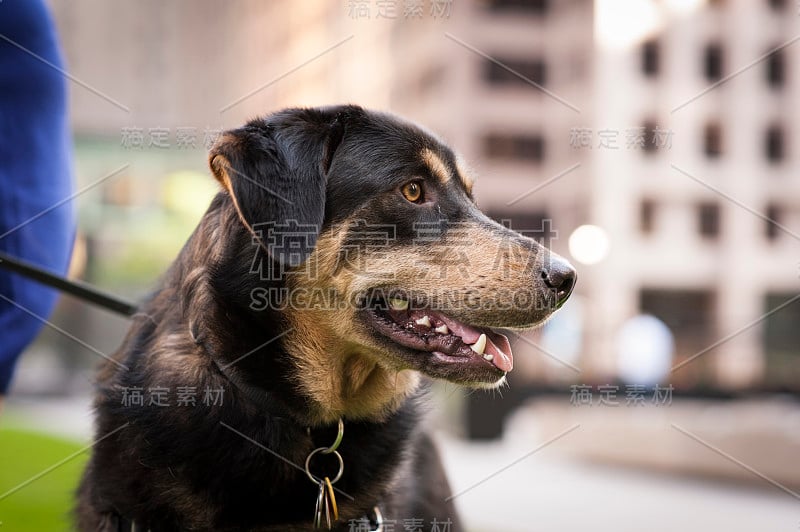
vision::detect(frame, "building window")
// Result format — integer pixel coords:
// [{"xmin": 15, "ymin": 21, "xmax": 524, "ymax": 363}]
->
[
  {"xmin": 485, "ymin": 0, "xmax": 549, "ymax": 14},
  {"xmin": 763, "ymin": 291, "xmax": 800, "ymax": 392},
  {"xmin": 639, "ymin": 289, "xmax": 716, "ymax": 371},
  {"xmin": 704, "ymin": 122, "xmax": 723, "ymax": 157},
  {"xmin": 704, "ymin": 43, "xmax": 724, "ymax": 81},
  {"xmin": 697, "ymin": 202, "xmax": 721, "ymax": 238},
  {"xmin": 765, "ymin": 203, "xmax": 782, "ymax": 241},
  {"xmin": 484, "ymin": 58, "xmax": 547, "ymax": 87},
  {"xmin": 766, "ymin": 49, "xmax": 785, "ymax": 87},
  {"xmin": 640, "ymin": 200, "xmax": 655, "ymax": 234},
  {"xmin": 642, "ymin": 119, "xmax": 659, "ymax": 154},
  {"xmin": 483, "ymin": 132, "xmax": 545, "ymax": 163},
  {"xmin": 642, "ymin": 40, "xmax": 660, "ymax": 77},
  {"xmin": 765, "ymin": 125, "xmax": 785, "ymax": 162}
]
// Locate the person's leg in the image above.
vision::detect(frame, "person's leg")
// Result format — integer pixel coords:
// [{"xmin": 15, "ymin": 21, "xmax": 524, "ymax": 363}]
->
[{"xmin": 0, "ymin": 0, "xmax": 75, "ymax": 394}]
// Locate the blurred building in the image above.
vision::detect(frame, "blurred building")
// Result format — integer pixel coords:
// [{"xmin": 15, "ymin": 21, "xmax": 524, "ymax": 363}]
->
[
  {"xmin": 590, "ymin": 0, "xmax": 799, "ymax": 391},
  {"xmin": 52, "ymin": 0, "xmax": 399, "ymax": 130},
  {"xmin": 43, "ymin": 0, "xmax": 799, "ymax": 397},
  {"xmin": 389, "ymin": 0, "xmax": 799, "ymax": 394}
]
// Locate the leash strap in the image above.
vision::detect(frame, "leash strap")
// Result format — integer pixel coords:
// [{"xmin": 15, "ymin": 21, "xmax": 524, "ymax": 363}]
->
[{"xmin": 0, "ymin": 251, "xmax": 138, "ymax": 317}]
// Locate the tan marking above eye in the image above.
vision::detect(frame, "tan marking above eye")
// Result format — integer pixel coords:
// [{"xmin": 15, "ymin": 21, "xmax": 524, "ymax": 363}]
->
[
  {"xmin": 420, "ymin": 148, "xmax": 451, "ymax": 184},
  {"xmin": 455, "ymin": 155, "xmax": 475, "ymax": 196},
  {"xmin": 401, "ymin": 181, "xmax": 423, "ymax": 203}
]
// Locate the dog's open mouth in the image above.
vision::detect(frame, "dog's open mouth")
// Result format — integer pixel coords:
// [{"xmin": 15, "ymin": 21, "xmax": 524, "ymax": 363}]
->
[{"xmin": 362, "ymin": 295, "xmax": 513, "ymax": 378}]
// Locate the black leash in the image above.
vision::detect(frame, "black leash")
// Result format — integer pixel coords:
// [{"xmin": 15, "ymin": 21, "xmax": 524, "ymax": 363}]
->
[{"xmin": 0, "ymin": 251, "xmax": 138, "ymax": 317}]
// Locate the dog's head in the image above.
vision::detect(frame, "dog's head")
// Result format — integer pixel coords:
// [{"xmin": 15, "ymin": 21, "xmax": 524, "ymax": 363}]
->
[{"xmin": 209, "ymin": 105, "xmax": 575, "ymax": 417}]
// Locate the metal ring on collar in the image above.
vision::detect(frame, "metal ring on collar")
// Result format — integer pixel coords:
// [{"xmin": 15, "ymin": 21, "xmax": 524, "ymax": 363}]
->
[
  {"xmin": 305, "ymin": 447, "xmax": 344, "ymax": 484},
  {"xmin": 322, "ymin": 418, "xmax": 344, "ymax": 454}
]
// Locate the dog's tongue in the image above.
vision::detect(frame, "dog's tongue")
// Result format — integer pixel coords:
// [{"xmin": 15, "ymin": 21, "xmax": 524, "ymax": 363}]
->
[{"xmin": 437, "ymin": 315, "xmax": 513, "ymax": 372}]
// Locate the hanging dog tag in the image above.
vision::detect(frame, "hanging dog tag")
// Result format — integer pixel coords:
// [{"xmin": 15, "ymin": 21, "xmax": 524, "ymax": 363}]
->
[
  {"xmin": 312, "ymin": 476, "xmax": 339, "ymax": 529},
  {"xmin": 322, "ymin": 481, "xmax": 331, "ymax": 529},
  {"xmin": 313, "ymin": 480, "xmax": 326, "ymax": 529},
  {"xmin": 325, "ymin": 476, "xmax": 338, "ymax": 522}
]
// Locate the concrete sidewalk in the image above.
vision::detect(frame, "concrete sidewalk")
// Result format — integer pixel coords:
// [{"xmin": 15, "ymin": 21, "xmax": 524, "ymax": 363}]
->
[{"xmin": 437, "ymin": 401, "xmax": 800, "ymax": 532}]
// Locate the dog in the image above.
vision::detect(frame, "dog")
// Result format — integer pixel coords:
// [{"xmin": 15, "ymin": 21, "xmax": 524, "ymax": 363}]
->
[{"xmin": 76, "ymin": 105, "xmax": 576, "ymax": 531}]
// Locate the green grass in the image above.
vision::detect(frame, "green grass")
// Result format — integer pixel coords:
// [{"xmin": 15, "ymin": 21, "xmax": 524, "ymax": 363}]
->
[{"xmin": 0, "ymin": 426, "xmax": 87, "ymax": 531}]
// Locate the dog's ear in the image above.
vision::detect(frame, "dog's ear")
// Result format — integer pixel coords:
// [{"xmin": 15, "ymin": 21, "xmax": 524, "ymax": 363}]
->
[{"xmin": 208, "ymin": 108, "xmax": 351, "ymax": 266}]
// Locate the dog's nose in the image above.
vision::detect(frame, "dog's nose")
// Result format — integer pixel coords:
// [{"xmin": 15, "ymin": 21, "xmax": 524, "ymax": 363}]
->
[{"xmin": 542, "ymin": 257, "xmax": 576, "ymax": 307}]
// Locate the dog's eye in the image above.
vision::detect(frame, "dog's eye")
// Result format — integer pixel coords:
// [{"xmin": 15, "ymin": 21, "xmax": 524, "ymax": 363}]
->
[{"xmin": 400, "ymin": 181, "xmax": 424, "ymax": 203}]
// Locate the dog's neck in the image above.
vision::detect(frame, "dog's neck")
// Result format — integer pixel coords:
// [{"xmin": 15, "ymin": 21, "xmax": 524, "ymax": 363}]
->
[{"xmin": 283, "ymin": 309, "xmax": 421, "ymax": 425}]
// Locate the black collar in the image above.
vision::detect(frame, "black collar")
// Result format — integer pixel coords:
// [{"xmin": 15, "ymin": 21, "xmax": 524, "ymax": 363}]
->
[{"xmin": 211, "ymin": 357, "xmax": 277, "ymax": 413}]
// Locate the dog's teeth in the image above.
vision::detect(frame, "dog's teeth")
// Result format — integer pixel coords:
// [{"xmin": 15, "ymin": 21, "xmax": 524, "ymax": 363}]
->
[
  {"xmin": 389, "ymin": 298, "xmax": 408, "ymax": 311},
  {"xmin": 470, "ymin": 333, "xmax": 487, "ymax": 355},
  {"xmin": 415, "ymin": 316, "xmax": 431, "ymax": 327},
  {"xmin": 434, "ymin": 324, "xmax": 449, "ymax": 334},
  {"xmin": 483, "ymin": 353, "xmax": 494, "ymax": 361}
]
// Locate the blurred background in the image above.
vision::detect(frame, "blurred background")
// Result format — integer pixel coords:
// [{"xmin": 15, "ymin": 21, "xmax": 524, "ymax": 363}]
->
[{"xmin": 2, "ymin": 0, "xmax": 799, "ymax": 530}]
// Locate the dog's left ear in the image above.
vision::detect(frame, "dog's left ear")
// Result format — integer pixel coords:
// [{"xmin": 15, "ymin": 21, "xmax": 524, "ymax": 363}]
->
[{"xmin": 208, "ymin": 108, "xmax": 351, "ymax": 266}]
